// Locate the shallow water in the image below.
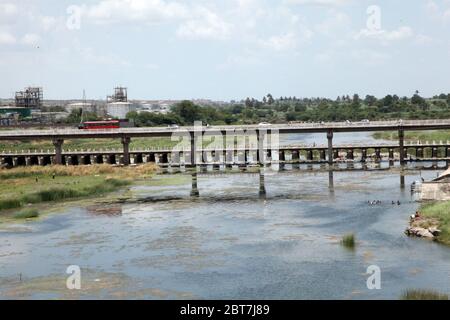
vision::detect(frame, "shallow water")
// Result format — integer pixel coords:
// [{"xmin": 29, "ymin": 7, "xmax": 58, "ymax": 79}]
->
[{"xmin": 1, "ymin": 166, "xmax": 450, "ymax": 299}]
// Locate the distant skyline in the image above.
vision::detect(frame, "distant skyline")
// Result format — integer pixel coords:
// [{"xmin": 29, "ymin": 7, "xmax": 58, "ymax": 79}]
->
[{"xmin": 1, "ymin": 0, "xmax": 449, "ymax": 101}]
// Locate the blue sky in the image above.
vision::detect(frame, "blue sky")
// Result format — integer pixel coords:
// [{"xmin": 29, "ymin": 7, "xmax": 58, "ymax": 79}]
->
[{"xmin": 0, "ymin": 0, "xmax": 449, "ymax": 101}]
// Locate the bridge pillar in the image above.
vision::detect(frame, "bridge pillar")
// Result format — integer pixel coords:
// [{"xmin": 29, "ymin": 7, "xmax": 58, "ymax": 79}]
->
[
  {"xmin": 25, "ymin": 156, "xmax": 32, "ymax": 166},
  {"xmin": 361, "ymin": 149, "xmax": 367, "ymax": 162},
  {"xmin": 347, "ymin": 149, "xmax": 354, "ymax": 160},
  {"xmin": 292, "ymin": 150, "xmax": 300, "ymax": 163},
  {"xmin": 327, "ymin": 130, "xmax": 333, "ymax": 165},
  {"xmin": 279, "ymin": 150, "xmax": 285, "ymax": 162},
  {"xmin": 446, "ymin": 147, "xmax": 450, "ymax": 159},
  {"xmin": 259, "ymin": 168, "xmax": 266, "ymax": 198},
  {"xmin": 121, "ymin": 136, "xmax": 131, "ymax": 166},
  {"xmin": 399, "ymin": 129, "xmax": 405, "ymax": 164},
  {"xmin": 190, "ymin": 132, "xmax": 196, "ymax": 167},
  {"xmin": 257, "ymin": 130, "xmax": 266, "ymax": 166},
  {"xmin": 52, "ymin": 138, "xmax": 64, "ymax": 165},
  {"xmin": 432, "ymin": 147, "xmax": 438, "ymax": 159},
  {"xmin": 333, "ymin": 149, "xmax": 339, "ymax": 160},
  {"xmin": 389, "ymin": 149, "xmax": 394, "ymax": 160},
  {"xmin": 375, "ymin": 149, "xmax": 381, "ymax": 162},
  {"xmin": 306, "ymin": 150, "xmax": 313, "ymax": 161},
  {"xmin": 190, "ymin": 172, "xmax": 199, "ymax": 197}
]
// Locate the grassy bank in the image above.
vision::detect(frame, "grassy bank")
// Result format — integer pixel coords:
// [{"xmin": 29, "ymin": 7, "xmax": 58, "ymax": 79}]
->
[
  {"xmin": 373, "ymin": 130, "xmax": 450, "ymax": 142},
  {"xmin": 418, "ymin": 201, "xmax": 450, "ymax": 246},
  {"xmin": 0, "ymin": 164, "xmax": 156, "ymax": 222}
]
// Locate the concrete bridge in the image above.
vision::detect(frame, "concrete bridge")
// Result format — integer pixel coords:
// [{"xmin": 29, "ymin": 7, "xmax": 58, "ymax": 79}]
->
[
  {"xmin": 1, "ymin": 142, "xmax": 450, "ymax": 168},
  {"xmin": 1, "ymin": 119, "xmax": 450, "ymax": 166}
]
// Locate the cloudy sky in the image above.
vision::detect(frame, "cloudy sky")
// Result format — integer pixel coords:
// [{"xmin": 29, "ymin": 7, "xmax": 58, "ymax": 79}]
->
[{"xmin": 0, "ymin": 0, "xmax": 449, "ymax": 101}]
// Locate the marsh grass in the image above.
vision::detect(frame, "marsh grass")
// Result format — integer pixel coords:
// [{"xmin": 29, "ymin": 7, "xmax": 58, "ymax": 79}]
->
[
  {"xmin": 0, "ymin": 163, "xmax": 156, "ymax": 180},
  {"xmin": 401, "ymin": 289, "xmax": 449, "ymax": 300},
  {"xmin": 341, "ymin": 233, "xmax": 356, "ymax": 249},
  {"xmin": 0, "ymin": 164, "xmax": 156, "ymax": 215},
  {"xmin": 14, "ymin": 209, "xmax": 39, "ymax": 219}
]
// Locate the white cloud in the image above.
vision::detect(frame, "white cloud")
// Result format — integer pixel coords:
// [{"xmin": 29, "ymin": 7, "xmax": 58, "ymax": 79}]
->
[
  {"xmin": 315, "ymin": 11, "xmax": 350, "ymax": 35},
  {"xmin": 425, "ymin": 0, "xmax": 450, "ymax": 23},
  {"xmin": 0, "ymin": 3, "xmax": 17, "ymax": 17},
  {"xmin": 21, "ymin": 33, "xmax": 41, "ymax": 46},
  {"xmin": 0, "ymin": 31, "xmax": 16, "ymax": 45},
  {"xmin": 414, "ymin": 34, "xmax": 434, "ymax": 45},
  {"xmin": 351, "ymin": 49, "xmax": 391, "ymax": 66},
  {"xmin": 177, "ymin": 7, "xmax": 232, "ymax": 40},
  {"xmin": 259, "ymin": 32, "xmax": 299, "ymax": 51},
  {"xmin": 83, "ymin": 0, "xmax": 188, "ymax": 24}
]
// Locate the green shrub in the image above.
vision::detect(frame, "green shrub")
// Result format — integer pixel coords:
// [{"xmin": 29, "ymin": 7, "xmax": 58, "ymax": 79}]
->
[
  {"xmin": 14, "ymin": 209, "xmax": 39, "ymax": 219},
  {"xmin": 0, "ymin": 198, "xmax": 22, "ymax": 210}
]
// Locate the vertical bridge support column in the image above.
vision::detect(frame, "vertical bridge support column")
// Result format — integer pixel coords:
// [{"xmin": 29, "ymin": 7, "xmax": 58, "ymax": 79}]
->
[
  {"xmin": 52, "ymin": 138, "xmax": 64, "ymax": 165},
  {"xmin": 257, "ymin": 129, "xmax": 266, "ymax": 197},
  {"xmin": 327, "ymin": 130, "xmax": 333, "ymax": 166},
  {"xmin": 121, "ymin": 136, "xmax": 131, "ymax": 166},
  {"xmin": 190, "ymin": 132, "xmax": 197, "ymax": 167},
  {"xmin": 399, "ymin": 129, "xmax": 405, "ymax": 165}
]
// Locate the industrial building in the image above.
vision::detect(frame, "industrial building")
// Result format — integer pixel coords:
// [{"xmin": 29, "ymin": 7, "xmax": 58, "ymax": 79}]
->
[
  {"xmin": 15, "ymin": 87, "xmax": 43, "ymax": 109},
  {"xmin": 65, "ymin": 102, "xmax": 103, "ymax": 115},
  {"xmin": 106, "ymin": 87, "xmax": 136, "ymax": 119}
]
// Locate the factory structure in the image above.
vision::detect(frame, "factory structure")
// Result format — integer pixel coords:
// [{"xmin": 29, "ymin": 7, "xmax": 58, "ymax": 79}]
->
[
  {"xmin": 0, "ymin": 84, "xmax": 186, "ymax": 126},
  {"xmin": 0, "ymin": 86, "xmax": 41, "ymax": 125},
  {"xmin": 15, "ymin": 87, "xmax": 43, "ymax": 109},
  {"xmin": 106, "ymin": 87, "xmax": 137, "ymax": 119}
]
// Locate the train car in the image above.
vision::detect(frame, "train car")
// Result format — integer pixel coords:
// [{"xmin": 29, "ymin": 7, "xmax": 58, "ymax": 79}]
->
[{"xmin": 78, "ymin": 120, "xmax": 121, "ymax": 130}]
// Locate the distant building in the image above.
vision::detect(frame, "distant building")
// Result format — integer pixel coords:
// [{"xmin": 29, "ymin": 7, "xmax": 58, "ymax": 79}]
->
[
  {"xmin": 0, "ymin": 112, "xmax": 19, "ymax": 126},
  {"xmin": 65, "ymin": 102, "xmax": 98, "ymax": 114},
  {"xmin": 136, "ymin": 101, "xmax": 172, "ymax": 114},
  {"xmin": 105, "ymin": 86, "xmax": 136, "ymax": 119},
  {"xmin": 420, "ymin": 168, "xmax": 450, "ymax": 201},
  {"xmin": 106, "ymin": 102, "xmax": 136, "ymax": 119},
  {"xmin": 15, "ymin": 87, "xmax": 43, "ymax": 109},
  {"xmin": 0, "ymin": 107, "xmax": 32, "ymax": 118}
]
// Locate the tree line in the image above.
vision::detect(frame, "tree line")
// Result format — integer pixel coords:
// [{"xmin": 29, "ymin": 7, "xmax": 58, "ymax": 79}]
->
[{"xmin": 126, "ymin": 92, "xmax": 450, "ymax": 127}]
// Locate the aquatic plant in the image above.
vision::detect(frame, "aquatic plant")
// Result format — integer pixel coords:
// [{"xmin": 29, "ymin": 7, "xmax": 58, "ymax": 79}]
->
[{"xmin": 341, "ymin": 233, "xmax": 356, "ymax": 249}]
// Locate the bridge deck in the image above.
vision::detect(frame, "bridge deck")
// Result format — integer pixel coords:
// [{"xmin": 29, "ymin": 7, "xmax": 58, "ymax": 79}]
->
[{"xmin": 1, "ymin": 119, "xmax": 450, "ymax": 140}]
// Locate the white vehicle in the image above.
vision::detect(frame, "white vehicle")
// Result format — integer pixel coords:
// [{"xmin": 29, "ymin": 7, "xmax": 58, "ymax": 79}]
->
[
  {"xmin": 258, "ymin": 122, "xmax": 272, "ymax": 126},
  {"xmin": 361, "ymin": 119, "xmax": 370, "ymax": 124},
  {"xmin": 167, "ymin": 124, "xmax": 179, "ymax": 129}
]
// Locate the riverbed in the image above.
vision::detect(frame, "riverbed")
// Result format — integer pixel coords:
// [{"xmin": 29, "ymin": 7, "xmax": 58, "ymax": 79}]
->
[{"xmin": 0, "ymin": 132, "xmax": 449, "ymax": 299}]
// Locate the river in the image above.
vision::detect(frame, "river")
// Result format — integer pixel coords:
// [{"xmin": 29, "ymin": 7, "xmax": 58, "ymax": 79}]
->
[{"xmin": 1, "ymin": 132, "xmax": 449, "ymax": 299}]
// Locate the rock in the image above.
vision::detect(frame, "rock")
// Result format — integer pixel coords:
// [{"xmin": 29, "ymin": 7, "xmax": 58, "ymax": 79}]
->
[
  {"xmin": 405, "ymin": 227, "xmax": 435, "ymax": 239},
  {"xmin": 428, "ymin": 226, "xmax": 441, "ymax": 236},
  {"xmin": 417, "ymin": 228, "xmax": 434, "ymax": 238}
]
